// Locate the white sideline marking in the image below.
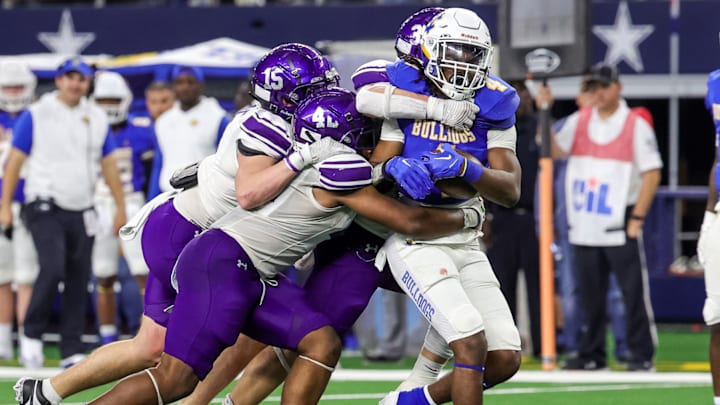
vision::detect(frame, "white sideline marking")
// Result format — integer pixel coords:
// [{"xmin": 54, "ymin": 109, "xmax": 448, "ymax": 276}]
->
[
  {"xmin": 0, "ymin": 366, "xmax": 711, "ymax": 384},
  {"xmin": 202, "ymin": 382, "xmax": 708, "ymax": 403}
]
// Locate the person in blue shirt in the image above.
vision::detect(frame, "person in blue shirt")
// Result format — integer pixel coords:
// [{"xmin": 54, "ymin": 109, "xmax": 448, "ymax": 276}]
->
[
  {"xmin": 0, "ymin": 57, "xmax": 126, "ymax": 370},
  {"xmin": 91, "ymin": 71, "xmax": 156, "ymax": 345},
  {"xmin": 0, "ymin": 59, "xmax": 38, "ymax": 362}
]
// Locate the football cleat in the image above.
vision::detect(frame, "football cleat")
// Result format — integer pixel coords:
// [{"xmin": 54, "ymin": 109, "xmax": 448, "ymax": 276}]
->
[{"xmin": 14, "ymin": 378, "xmax": 53, "ymax": 405}]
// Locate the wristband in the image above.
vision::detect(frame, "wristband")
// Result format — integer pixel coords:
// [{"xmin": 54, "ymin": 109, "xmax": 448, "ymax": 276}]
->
[
  {"xmin": 630, "ymin": 214, "xmax": 645, "ymax": 221},
  {"xmin": 460, "ymin": 159, "xmax": 484, "ymax": 183}
]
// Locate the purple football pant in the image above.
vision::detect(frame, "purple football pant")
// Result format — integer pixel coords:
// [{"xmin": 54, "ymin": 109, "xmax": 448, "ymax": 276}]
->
[
  {"xmin": 304, "ymin": 223, "xmax": 400, "ymax": 335},
  {"xmin": 141, "ymin": 199, "xmax": 202, "ymax": 326},
  {"xmin": 164, "ymin": 229, "xmax": 330, "ymax": 379}
]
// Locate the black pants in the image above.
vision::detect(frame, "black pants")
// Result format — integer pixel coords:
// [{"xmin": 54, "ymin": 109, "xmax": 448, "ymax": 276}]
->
[
  {"xmin": 22, "ymin": 203, "xmax": 94, "ymax": 359},
  {"xmin": 572, "ymin": 239, "xmax": 655, "ymax": 364},
  {"xmin": 486, "ymin": 208, "xmax": 541, "ymax": 357}
]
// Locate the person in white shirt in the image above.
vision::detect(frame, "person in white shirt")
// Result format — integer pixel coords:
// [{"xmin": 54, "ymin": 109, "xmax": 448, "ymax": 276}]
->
[
  {"xmin": 539, "ymin": 62, "xmax": 661, "ymax": 371},
  {"xmin": 0, "ymin": 57, "xmax": 126, "ymax": 369},
  {"xmin": 148, "ymin": 66, "xmax": 229, "ymax": 198}
]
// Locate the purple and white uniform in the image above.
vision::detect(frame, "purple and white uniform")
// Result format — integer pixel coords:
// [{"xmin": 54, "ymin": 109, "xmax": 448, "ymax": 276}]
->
[
  {"xmin": 164, "ymin": 152, "xmax": 372, "ymax": 379},
  {"xmin": 141, "ymin": 106, "xmax": 292, "ymax": 326}
]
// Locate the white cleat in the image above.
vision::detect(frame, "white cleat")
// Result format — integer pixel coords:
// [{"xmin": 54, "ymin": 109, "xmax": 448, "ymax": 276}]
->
[{"xmin": 18, "ymin": 335, "xmax": 43, "ymax": 369}]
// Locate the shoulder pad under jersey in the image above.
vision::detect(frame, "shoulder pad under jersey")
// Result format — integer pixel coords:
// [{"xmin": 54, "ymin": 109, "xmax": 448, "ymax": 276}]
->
[
  {"xmin": 351, "ymin": 59, "xmax": 393, "ymax": 91},
  {"xmin": 129, "ymin": 116, "xmax": 152, "ymax": 128},
  {"xmin": 474, "ymin": 73, "xmax": 519, "ymax": 129},
  {"xmin": 237, "ymin": 108, "xmax": 293, "ymax": 159},
  {"xmin": 316, "ymin": 153, "xmax": 373, "ymax": 191}
]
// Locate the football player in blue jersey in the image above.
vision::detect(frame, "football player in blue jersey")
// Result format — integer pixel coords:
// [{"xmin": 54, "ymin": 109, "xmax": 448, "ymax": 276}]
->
[
  {"xmin": 353, "ymin": 8, "xmax": 523, "ymax": 405},
  {"xmin": 91, "ymin": 71, "xmax": 156, "ymax": 345},
  {"xmin": 701, "ymin": 68, "xmax": 720, "ymax": 405},
  {"xmin": 0, "ymin": 60, "xmax": 38, "ymax": 362}
]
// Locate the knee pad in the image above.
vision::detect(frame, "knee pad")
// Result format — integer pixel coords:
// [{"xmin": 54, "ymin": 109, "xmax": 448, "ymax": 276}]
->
[{"xmin": 423, "ymin": 279, "xmax": 484, "ymax": 342}]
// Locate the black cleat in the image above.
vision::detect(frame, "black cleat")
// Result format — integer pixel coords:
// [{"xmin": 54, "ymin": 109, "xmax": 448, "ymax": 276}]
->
[{"xmin": 14, "ymin": 378, "xmax": 52, "ymax": 405}]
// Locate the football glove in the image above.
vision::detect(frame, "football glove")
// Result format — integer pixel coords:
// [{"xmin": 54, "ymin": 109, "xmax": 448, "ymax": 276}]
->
[{"xmin": 383, "ymin": 156, "xmax": 434, "ymax": 200}]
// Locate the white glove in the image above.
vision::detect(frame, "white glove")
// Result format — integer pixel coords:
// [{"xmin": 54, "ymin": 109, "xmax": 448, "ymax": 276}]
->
[
  {"xmin": 461, "ymin": 197, "xmax": 486, "ymax": 230},
  {"xmin": 426, "ymin": 96, "xmax": 480, "ymax": 130},
  {"xmin": 697, "ymin": 210, "xmax": 717, "ymax": 266},
  {"xmin": 284, "ymin": 137, "xmax": 354, "ymax": 172}
]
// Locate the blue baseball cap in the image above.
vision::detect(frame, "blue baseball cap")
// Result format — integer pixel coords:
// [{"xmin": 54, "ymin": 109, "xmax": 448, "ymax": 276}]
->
[
  {"xmin": 57, "ymin": 57, "xmax": 94, "ymax": 77},
  {"xmin": 171, "ymin": 65, "xmax": 204, "ymax": 83}
]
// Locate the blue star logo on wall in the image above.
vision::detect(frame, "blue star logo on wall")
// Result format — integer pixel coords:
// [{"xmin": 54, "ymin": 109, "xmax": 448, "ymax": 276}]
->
[
  {"xmin": 592, "ymin": 1, "xmax": 654, "ymax": 72},
  {"xmin": 37, "ymin": 9, "xmax": 96, "ymax": 55}
]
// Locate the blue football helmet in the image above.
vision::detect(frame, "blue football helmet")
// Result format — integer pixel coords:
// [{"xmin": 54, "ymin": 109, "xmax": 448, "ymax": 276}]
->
[
  {"xmin": 292, "ymin": 87, "xmax": 380, "ymax": 151},
  {"xmin": 250, "ymin": 43, "xmax": 339, "ymax": 121}
]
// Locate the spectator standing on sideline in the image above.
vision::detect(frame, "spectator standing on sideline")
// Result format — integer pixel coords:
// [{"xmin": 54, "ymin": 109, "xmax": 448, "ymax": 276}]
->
[
  {"xmin": 700, "ymin": 68, "xmax": 720, "ymax": 405},
  {"xmin": 90, "ymin": 71, "xmax": 155, "ymax": 344},
  {"xmin": 144, "ymin": 81, "xmax": 174, "ymax": 122},
  {"xmin": 0, "ymin": 60, "xmax": 38, "ymax": 361},
  {"xmin": 549, "ymin": 74, "xmax": 631, "ymax": 363},
  {"xmin": 0, "ymin": 57, "xmax": 127, "ymax": 369},
  {"xmin": 485, "ymin": 79, "xmax": 541, "ymax": 359},
  {"xmin": 148, "ymin": 66, "xmax": 229, "ymax": 198},
  {"xmin": 538, "ymin": 63, "xmax": 661, "ymax": 371}
]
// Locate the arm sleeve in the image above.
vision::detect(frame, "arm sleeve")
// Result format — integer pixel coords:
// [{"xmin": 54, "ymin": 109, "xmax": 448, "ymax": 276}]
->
[
  {"xmin": 101, "ymin": 128, "xmax": 116, "ymax": 157},
  {"xmin": 11, "ymin": 110, "xmax": 33, "ymax": 154},
  {"xmin": 356, "ymin": 84, "xmax": 429, "ymax": 120}
]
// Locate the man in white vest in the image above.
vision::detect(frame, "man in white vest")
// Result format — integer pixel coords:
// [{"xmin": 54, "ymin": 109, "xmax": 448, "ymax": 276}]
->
[
  {"xmin": 0, "ymin": 57, "xmax": 127, "ymax": 369},
  {"xmin": 148, "ymin": 66, "xmax": 229, "ymax": 198},
  {"xmin": 543, "ymin": 63, "xmax": 662, "ymax": 371}
]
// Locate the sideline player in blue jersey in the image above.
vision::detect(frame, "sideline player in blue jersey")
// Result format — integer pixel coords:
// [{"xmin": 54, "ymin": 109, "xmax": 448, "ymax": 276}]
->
[
  {"xmin": 353, "ymin": 8, "xmax": 522, "ymax": 405},
  {"xmin": 91, "ymin": 71, "xmax": 156, "ymax": 345},
  {"xmin": 0, "ymin": 60, "xmax": 38, "ymax": 362},
  {"xmin": 701, "ymin": 68, "xmax": 720, "ymax": 405}
]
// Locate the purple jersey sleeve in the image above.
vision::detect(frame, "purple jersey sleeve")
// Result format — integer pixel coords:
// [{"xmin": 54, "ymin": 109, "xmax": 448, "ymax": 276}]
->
[
  {"xmin": 237, "ymin": 110, "xmax": 293, "ymax": 159},
  {"xmin": 351, "ymin": 60, "xmax": 393, "ymax": 91},
  {"xmin": 316, "ymin": 153, "xmax": 372, "ymax": 191}
]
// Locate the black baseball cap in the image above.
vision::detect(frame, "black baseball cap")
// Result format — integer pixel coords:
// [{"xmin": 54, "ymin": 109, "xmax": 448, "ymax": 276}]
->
[{"xmin": 586, "ymin": 63, "xmax": 619, "ymax": 85}]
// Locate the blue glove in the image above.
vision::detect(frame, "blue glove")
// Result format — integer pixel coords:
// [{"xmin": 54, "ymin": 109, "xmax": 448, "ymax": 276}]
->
[
  {"xmin": 383, "ymin": 157, "xmax": 434, "ymax": 200},
  {"xmin": 421, "ymin": 143, "xmax": 483, "ymax": 182}
]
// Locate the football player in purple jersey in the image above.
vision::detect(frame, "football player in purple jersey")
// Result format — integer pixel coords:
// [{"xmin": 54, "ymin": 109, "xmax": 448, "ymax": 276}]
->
[
  {"xmin": 13, "ymin": 43, "xmax": 349, "ymax": 405},
  {"xmin": 86, "ymin": 88, "xmax": 485, "ymax": 405}
]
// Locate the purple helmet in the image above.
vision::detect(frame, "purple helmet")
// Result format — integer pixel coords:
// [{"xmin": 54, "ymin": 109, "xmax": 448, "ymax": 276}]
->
[
  {"xmin": 250, "ymin": 43, "xmax": 340, "ymax": 121},
  {"xmin": 395, "ymin": 7, "xmax": 444, "ymax": 62},
  {"xmin": 293, "ymin": 87, "xmax": 380, "ymax": 151}
]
